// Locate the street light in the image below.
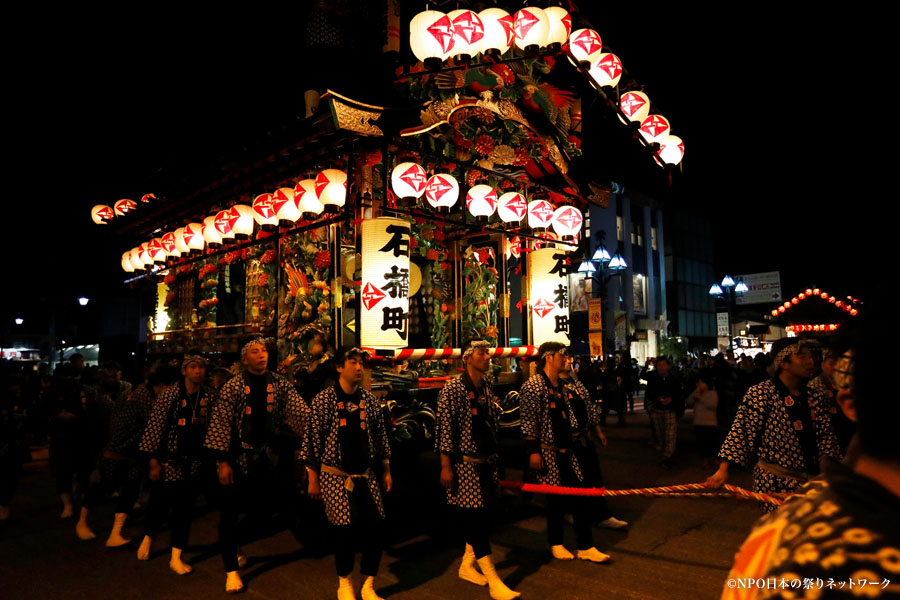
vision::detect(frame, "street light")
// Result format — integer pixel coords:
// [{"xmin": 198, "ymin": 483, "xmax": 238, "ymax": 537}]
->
[
  {"xmin": 591, "ymin": 244, "xmax": 611, "ymax": 264},
  {"xmin": 78, "ymin": 297, "xmax": 89, "ymax": 306},
  {"xmin": 15, "ymin": 318, "xmax": 23, "ymax": 325},
  {"xmin": 734, "ymin": 279, "xmax": 749, "ymax": 293}
]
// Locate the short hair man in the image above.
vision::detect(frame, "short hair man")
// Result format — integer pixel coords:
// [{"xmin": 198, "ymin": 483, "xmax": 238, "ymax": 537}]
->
[{"xmin": 644, "ymin": 355, "xmax": 684, "ymax": 467}]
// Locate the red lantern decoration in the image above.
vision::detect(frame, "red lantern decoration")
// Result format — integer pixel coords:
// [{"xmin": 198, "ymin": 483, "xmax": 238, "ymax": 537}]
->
[
  {"xmin": 202, "ymin": 216, "xmax": 223, "ymax": 249},
  {"xmin": 410, "ymin": 10, "xmax": 456, "ymax": 68},
  {"xmin": 173, "ymin": 228, "xmax": 190, "ymax": 255},
  {"xmin": 424, "ymin": 174, "xmax": 459, "ymax": 209},
  {"xmin": 140, "ymin": 193, "xmax": 156, "ymax": 203},
  {"xmin": 528, "ymin": 199, "xmax": 554, "ymax": 229},
  {"xmin": 639, "ymin": 115, "xmax": 671, "ymax": 144},
  {"xmin": 497, "ymin": 192, "xmax": 527, "ymax": 223},
  {"xmin": 316, "ymin": 169, "xmax": 347, "ymax": 212},
  {"xmin": 447, "ymin": 9, "xmax": 484, "ymax": 62},
  {"xmin": 148, "ymin": 238, "xmax": 166, "ymax": 263},
  {"xmin": 543, "ymin": 6, "xmax": 571, "ymax": 48},
  {"xmin": 273, "ymin": 187, "xmax": 300, "ymax": 226},
  {"xmin": 550, "ymin": 206, "xmax": 583, "ymax": 237},
  {"xmin": 91, "ymin": 205, "xmax": 114, "ymax": 224},
  {"xmin": 513, "ymin": 7, "xmax": 549, "ymax": 52},
  {"xmin": 466, "ymin": 184, "xmax": 498, "ymax": 219},
  {"xmin": 295, "ymin": 179, "xmax": 323, "ymax": 220},
  {"xmin": 252, "ymin": 193, "xmax": 278, "ymax": 230},
  {"xmin": 589, "ymin": 53, "xmax": 623, "ymax": 88},
  {"xmin": 478, "ymin": 8, "xmax": 514, "ymax": 56},
  {"xmin": 214, "ymin": 209, "xmax": 237, "ymax": 242},
  {"xmin": 230, "ymin": 205, "xmax": 255, "ymax": 239},
  {"xmin": 161, "ymin": 232, "xmax": 180, "ymax": 258},
  {"xmin": 391, "ymin": 163, "xmax": 427, "ymax": 199},
  {"xmin": 620, "ymin": 91, "xmax": 650, "ymax": 123},
  {"xmin": 183, "ymin": 223, "xmax": 205, "ymax": 254},
  {"xmin": 114, "ymin": 199, "xmax": 137, "ymax": 216},
  {"xmin": 568, "ymin": 29, "xmax": 603, "ymax": 65}
]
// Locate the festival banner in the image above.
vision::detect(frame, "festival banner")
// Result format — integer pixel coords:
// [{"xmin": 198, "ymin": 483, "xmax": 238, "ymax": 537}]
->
[
  {"xmin": 528, "ymin": 247, "xmax": 570, "ymax": 345},
  {"xmin": 361, "ymin": 218, "xmax": 411, "ymax": 348}
]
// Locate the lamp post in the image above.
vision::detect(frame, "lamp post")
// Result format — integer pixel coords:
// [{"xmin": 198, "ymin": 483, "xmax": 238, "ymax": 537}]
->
[
  {"xmin": 709, "ymin": 275, "xmax": 747, "ymax": 349},
  {"xmin": 577, "ymin": 243, "xmax": 628, "ymax": 356}
]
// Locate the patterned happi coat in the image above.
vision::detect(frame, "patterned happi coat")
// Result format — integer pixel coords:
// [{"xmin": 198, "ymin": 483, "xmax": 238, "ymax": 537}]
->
[
  {"xmin": 564, "ymin": 376, "xmax": 600, "ymax": 434},
  {"xmin": 301, "ymin": 385, "xmax": 391, "ymax": 526},
  {"xmin": 519, "ymin": 372, "xmax": 584, "ymax": 487},
  {"xmin": 719, "ymin": 378, "xmax": 840, "ymax": 508},
  {"xmin": 436, "ymin": 372, "xmax": 500, "ymax": 509},
  {"xmin": 140, "ymin": 381, "xmax": 216, "ymax": 482},
  {"xmin": 203, "ymin": 371, "xmax": 307, "ymax": 476},
  {"xmin": 107, "ymin": 384, "xmax": 157, "ymax": 456}
]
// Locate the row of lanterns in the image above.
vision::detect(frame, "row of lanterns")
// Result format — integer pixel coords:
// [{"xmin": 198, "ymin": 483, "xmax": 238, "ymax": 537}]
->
[
  {"xmin": 771, "ymin": 289, "xmax": 860, "ymax": 317},
  {"xmin": 120, "ymin": 170, "xmax": 347, "ymax": 272},
  {"xmin": 786, "ymin": 324, "xmax": 841, "ymax": 333},
  {"xmin": 91, "ymin": 194, "xmax": 157, "ymax": 224},
  {"xmin": 390, "ymin": 162, "xmax": 583, "ymax": 236}
]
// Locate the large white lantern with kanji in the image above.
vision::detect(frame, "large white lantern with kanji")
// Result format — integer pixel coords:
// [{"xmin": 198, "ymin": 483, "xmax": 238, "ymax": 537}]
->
[
  {"xmin": 543, "ymin": 6, "xmax": 571, "ymax": 48},
  {"xmin": 657, "ymin": 135, "xmax": 685, "ymax": 165},
  {"xmin": 148, "ymin": 238, "xmax": 167, "ymax": 263},
  {"xmin": 184, "ymin": 223, "xmax": 205, "ymax": 253},
  {"xmin": 91, "ymin": 205, "xmax": 114, "ymax": 224},
  {"xmin": 527, "ymin": 199, "xmax": 554, "ymax": 229},
  {"xmin": 114, "ymin": 198, "xmax": 136, "ymax": 216},
  {"xmin": 568, "ymin": 29, "xmax": 603, "ymax": 65},
  {"xmin": 513, "ymin": 7, "xmax": 549, "ymax": 52},
  {"xmin": 619, "ymin": 91, "xmax": 650, "ymax": 123},
  {"xmin": 498, "ymin": 192, "xmax": 527, "ymax": 223},
  {"xmin": 410, "ymin": 10, "xmax": 456, "ymax": 69},
  {"xmin": 550, "ymin": 205, "xmax": 583, "ymax": 238},
  {"xmin": 361, "ymin": 217, "xmax": 411, "ymax": 349},
  {"xmin": 424, "ymin": 173, "xmax": 459, "ymax": 209},
  {"xmin": 202, "ymin": 216, "xmax": 223, "ymax": 248},
  {"xmin": 273, "ymin": 187, "xmax": 300, "ymax": 226},
  {"xmin": 295, "ymin": 179, "xmax": 323, "ymax": 220},
  {"xmin": 529, "ymin": 247, "xmax": 571, "ymax": 345},
  {"xmin": 639, "ymin": 114, "xmax": 671, "ymax": 144},
  {"xmin": 466, "ymin": 184, "xmax": 498, "ymax": 219},
  {"xmin": 316, "ymin": 169, "xmax": 347, "ymax": 212},
  {"xmin": 174, "ymin": 228, "xmax": 190, "ymax": 254},
  {"xmin": 589, "ymin": 53, "xmax": 623, "ymax": 88},
  {"xmin": 252, "ymin": 193, "xmax": 278, "ymax": 230},
  {"xmin": 391, "ymin": 162, "xmax": 427, "ymax": 199},
  {"xmin": 161, "ymin": 232, "xmax": 180, "ymax": 258},
  {"xmin": 129, "ymin": 248, "xmax": 144, "ymax": 271},
  {"xmin": 121, "ymin": 251, "xmax": 134, "ymax": 273},
  {"xmin": 447, "ymin": 9, "xmax": 484, "ymax": 62},
  {"xmin": 479, "ymin": 7, "xmax": 514, "ymax": 56},
  {"xmin": 230, "ymin": 204, "xmax": 255, "ymax": 239}
]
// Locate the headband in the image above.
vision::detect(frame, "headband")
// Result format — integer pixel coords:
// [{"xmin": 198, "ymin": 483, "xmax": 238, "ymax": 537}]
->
[
  {"xmin": 462, "ymin": 341, "xmax": 490, "ymax": 361},
  {"xmin": 241, "ymin": 338, "xmax": 267, "ymax": 361},
  {"xmin": 182, "ymin": 354, "xmax": 206, "ymax": 369}
]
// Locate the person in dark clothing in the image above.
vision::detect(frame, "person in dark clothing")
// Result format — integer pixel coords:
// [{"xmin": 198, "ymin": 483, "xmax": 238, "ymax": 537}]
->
[
  {"xmin": 600, "ymin": 357, "xmax": 626, "ymax": 426},
  {"xmin": 644, "ymin": 356, "xmax": 684, "ymax": 467},
  {"xmin": 1, "ymin": 375, "xmax": 31, "ymax": 521}
]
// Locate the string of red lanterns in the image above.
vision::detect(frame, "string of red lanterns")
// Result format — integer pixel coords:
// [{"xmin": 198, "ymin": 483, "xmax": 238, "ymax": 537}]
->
[{"xmin": 771, "ymin": 288, "xmax": 861, "ymax": 317}]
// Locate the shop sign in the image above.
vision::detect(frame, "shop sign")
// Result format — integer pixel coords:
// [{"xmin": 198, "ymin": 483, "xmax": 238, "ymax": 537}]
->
[
  {"xmin": 528, "ymin": 247, "xmax": 570, "ymax": 345},
  {"xmin": 734, "ymin": 271, "xmax": 782, "ymax": 305},
  {"xmin": 361, "ymin": 218, "xmax": 411, "ymax": 349},
  {"xmin": 717, "ymin": 312, "xmax": 730, "ymax": 337}
]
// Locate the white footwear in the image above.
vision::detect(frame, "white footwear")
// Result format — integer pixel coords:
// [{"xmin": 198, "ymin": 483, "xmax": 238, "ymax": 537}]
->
[
  {"xmin": 599, "ymin": 516, "xmax": 629, "ymax": 530},
  {"xmin": 576, "ymin": 547, "xmax": 611, "ymax": 563},
  {"xmin": 236, "ymin": 549, "xmax": 248, "ymax": 568},
  {"xmin": 476, "ymin": 555, "xmax": 520, "ymax": 600},
  {"xmin": 60, "ymin": 494, "xmax": 74, "ymax": 519},
  {"xmin": 360, "ymin": 576, "xmax": 383, "ymax": 600},
  {"xmin": 106, "ymin": 512, "xmax": 132, "ymax": 547},
  {"xmin": 550, "ymin": 544, "xmax": 574, "ymax": 560},
  {"xmin": 76, "ymin": 507, "xmax": 96, "ymax": 540},
  {"xmin": 458, "ymin": 543, "xmax": 488, "ymax": 586},
  {"xmin": 169, "ymin": 547, "xmax": 193, "ymax": 575},
  {"xmin": 337, "ymin": 575, "xmax": 357, "ymax": 600},
  {"xmin": 225, "ymin": 571, "xmax": 244, "ymax": 594},
  {"xmin": 137, "ymin": 535, "xmax": 152, "ymax": 560}
]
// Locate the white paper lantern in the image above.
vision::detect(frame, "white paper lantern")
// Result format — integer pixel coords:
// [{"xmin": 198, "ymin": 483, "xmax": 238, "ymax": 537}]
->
[
  {"xmin": 91, "ymin": 205, "xmax": 114, "ymax": 224},
  {"xmin": 447, "ymin": 9, "xmax": 484, "ymax": 61},
  {"xmin": 506, "ymin": 235, "xmax": 522, "ymax": 260},
  {"xmin": 639, "ymin": 114, "xmax": 671, "ymax": 144},
  {"xmin": 619, "ymin": 91, "xmax": 650, "ymax": 123},
  {"xmin": 568, "ymin": 29, "xmax": 603, "ymax": 65},
  {"xmin": 129, "ymin": 248, "xmax": 144, "ymax": 271},
  {"xmin": 161, "ymin": 232, "xmax": 180, "ymax": 257},
  {"xmin": 466, "ymin": 184, "xmax": 498, "ymax": 218},
  {"xmin": 202, "ymin": 216, "xmax": 223, "ymax": 247},
  {"xmin": 550, "ymin": 205, "xmax": 584, "ymax": 237},
  {"xmin": 121, "ymin": 251, "xmax": 134, "ymax": 273},
  {"xmin": 514, "ymin": 7, "xmax": 549, "ymax": 51},
  {"xmin": 497, "ymin": 192, "xmax": 527, "ymax": 222},
  {"xmin": 148, "ymin": 238, "xmax": 167, "ymax": 263},
  {"xmin": 184, "ymin": 223, "xmax": 205, "ymax": 253},
  {"xmin": 252, "ymin": 193, "xmax": 278, "ymax": 229},
  {"xmin": 424, "ymin": 174, "xmax": 459, "ymax": 209},
  {"xmin": 114, "ymin": 198, "xmax": 137, "ymax": 216},
  {"xmin": 479, "ymin": 8, "xmax": 514, "ymax": 55},
  {"xmin": 230, "ymin": 205, "xmax": 255, "ymax": 239},
  {"xmin": 316, "ymin": 169, "xmax": 347, "ymax": 211},
  {"xmin": 410, "ymin": 10, "xmax": 456, "ymax": 66},
  {"xmin": 138, "ymin": 242, "xmax": 153, "ymax": 265},
  {"xmin": 391, "ymin": 162, "xmax": 427, "ymax": 199},
  {"xmin": 273, "ymin": 187, "xmax": 300, "ymax": 225},
  {"xmin": 589, "ymin": 53, "xmax": 623, "ymax": 87},
  {"xmin": 295, "ymin": 179, "xmax": 324, "ymax": 219},
  {"xmin": 214, "ymin": 209, "xmax": 236, "ymax": 241},
  {"xmin": 527, "ymin": 199, "xmax": 554, "ymax": 229},
  {"xmin": 658, "ymin": 135, "xmax": 685, "ymax": 165},
  {"xmin": 173, "ymin": 228, "xmax": 190, "ymax": 254},
  {"xmin": 544, "ymin": 6, "xmax": 571, "ymax": 47},
  {"xmin": 534, "ymin": 231, "xmax": 559, "ymax": 249}
]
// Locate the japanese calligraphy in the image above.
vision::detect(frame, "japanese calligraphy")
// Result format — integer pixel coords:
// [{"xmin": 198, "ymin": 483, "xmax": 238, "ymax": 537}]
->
[{"xmin": 379, "ymin": 224, "xmax": 410, "ymax": 257}]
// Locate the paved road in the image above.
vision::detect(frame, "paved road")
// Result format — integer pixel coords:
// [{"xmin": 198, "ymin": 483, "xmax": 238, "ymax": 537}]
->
[{"xmin": 0, "ymin": 406, "xmax": 759, "ymax": 600}]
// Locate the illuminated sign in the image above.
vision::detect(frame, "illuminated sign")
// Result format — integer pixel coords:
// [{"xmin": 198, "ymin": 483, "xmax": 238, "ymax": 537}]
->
[
  {"xmin": 529, "ymin": 247, "xmax": 570, "ymax": 345},
  {"xmin": 361, "ymin": 218, "xmax": 411, "ymax": 349}
]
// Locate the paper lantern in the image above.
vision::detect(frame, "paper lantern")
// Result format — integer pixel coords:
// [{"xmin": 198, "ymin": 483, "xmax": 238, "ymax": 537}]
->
[
  {"xmin": 506, "ymin": 235, "xmax": 522, "ymax": 260},
  {"xmin": 589, "ymin": 53, "xmax": 623, "ymax": 88},
  {"xmin": 657, "ymin": 135, "xmax": 684, "ymax": 165},
  {"xmin": 161, "ymin": 232, "xmax": 180, "ymax": 258},
  {"xmin": 391, "ymin": 162, "xmax": 427, "ymax": 199},
  {"xmin": 91, "ymin": 205, "xmax": 114, "ymax": 224},
  {"xmin": 184, "ymin": 223, "xmax": 205, "ymax": 253},
  {"xmin": 230, "ymin": 205, "xmax": 255, "ymax": 239},
  {"xmin": 568, "ymin": 29, "xmax": 603, "ymax": 65},
  {"xmin": 527, "ymin": 199, "xmax": 554, "ymax": 229},
  {"xmin": 121, "ymin": 252, "xmax": 135, "ymax": 273},
  {"xmin": 620, "ymin": 91, "xmax": 650, "ymax": 123},
  {"xmin": 252, "ymin": 193, "xmax": 278, "ymax": 230},
  {"xmin": 114, "ymin": 199, "xmax": 137, "ymax": 216},
  {"xmin": 410, "ymin": 10, "xmax": 456, "ymax": 68},
  {"xmin": 214, "ymin": 209, "xmax": 237, "ymax": 242},
  {"xmin": 447, "ymin": 9, "xmax": 484, "ymax": 62},
  {"xmin": 424, "ymin": 174, "xmax": 459, "ymax": 209},
  {"xmin": 361, "ymin": 218, "xmax": 411, "ymax": 349},
  {"xmin": 543, "ymin": 6, "xmax": 571, "ymax": 48},
  {"xmin": 639, "ymin": 115, "xmax": 671, "ymax": 144},
  {"xmin": 498, "ymin": 192, "xmax": 527, "ymax": 223},
  {"xmin": 316, "ymin": 169, "xmax": 347, "ymax": 212},
  {"xmin": 129, "ymin": 248, "xmax": 144, "ymax": 271},
  {"xmin": 202, "ymin": 216, "xmax": 223, "ymax": 248},
  {"xmin": 479, "ymin": 8, "xmax": 514, "ymax": 55},
  {"xmin": 295, "ymin": 179, "xmax": 324, "ymax": 220},
  {"xmin": 513, "ymin": 7, "xmax": 549, "ymax": 52},
  {"xmin": 173, "ymin": 228, "xmax": 190, "ymax": 254},
  {"xmin": 466, "ymin": 184, "xmax": 498, "ymax": 218},
  {"xmin": 138, "ymin": 242, "xmax": 153, "ymax": 266},
  {"xmin": 140, "ymin": 193, "xmax": 156, "ymax": 203},
  {"xmin": 148, "ymin": 238, "xmax": 167, "ymax": 263},
  {"xmin": 273, "ymin": 187, "xmax": 300, "ymax": 226},
  {"xmin": 534, "ymin": 231, "xmax": 559, "ymax": 250},
  {"xmin": 550, "ymin": 206, "xmax": 583, "ymax": 237},
  {"xmin": 529, "ymin": 247, "xmax": 571, "ymax": 345}
]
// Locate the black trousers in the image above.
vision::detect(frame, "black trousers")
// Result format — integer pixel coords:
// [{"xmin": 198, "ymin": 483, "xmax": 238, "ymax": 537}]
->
[
  {"xmin": 453, "ymin": 506, "xmax": 492, "ymax": 559},
  {"xmin": 572, "ymin": 441, "xmax": 613, "ymax": 521},
  {"xmin": 0, "ymin": 457, "xmax": 22, "ymax": 506},
  {"xmin": 144, "ymin": 474, "xmax": 216, "ymax": 549},
  {"xmin": 83, "ymin": 456, "xmax": 141, "ymax": 514},
  {"xmin": 546, "ymin": 457, "xmax": 594, "ymax": 550},
  {"xmin": 334, "ymin": 484, "xmax": 384, "ymax": 577}
]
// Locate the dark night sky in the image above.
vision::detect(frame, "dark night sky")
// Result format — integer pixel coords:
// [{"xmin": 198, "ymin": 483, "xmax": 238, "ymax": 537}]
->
[{"xmin": 4, "ymin": 4, "xmax": 884, "ymax": 325}]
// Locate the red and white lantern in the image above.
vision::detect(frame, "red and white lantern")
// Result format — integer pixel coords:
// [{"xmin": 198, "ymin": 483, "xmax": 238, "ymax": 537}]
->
[
  {"xmin": 589, "ymin": 53, "xmax": 623, "ymax": 88},
  {"xmin": 479, "ymin": 8, "xmax": 514, "ymax": 55},
  {"xmin": 527, "ymin": 199, "xmax": 554, "ymax": 229},
  {"xmin": 506, "ymin": 235, "xmax": 522, "ymax": 260},
  {"xmin": 140, "ymin": 193, "xmax": 156, "ymax": 203},
  {"xmin": 498, "ymin": 192, "xmax": 527, "ymax": 223},
  {"xmin": 620, "ymin": 91, "xmax": 650, "ymax": 123},
  {"xmin": 410, "ymin": 10, "xmax": 456, "ymax": 67},
  {"xmin": 391, "ymin": 162, "xmax": 427, "ymax": 199},
  {"xmin": 639, "ymin": 115, "xmax": 671, "ymax": 144},
  {"xmin": 214, "ymin": 209, "xmax": 236, "ymax": 242},
  {"xmin": 138, "ymin": 242, "xmax": 153, "ymax": 266},
  {"xmin": 316, "ymin": 169, "xmax": 347, "ymax": 212},
  {"xmin": 273, "ymin": 187, "xmax": 300, "ymax": 226},
  {"xmin": 91, "ymin": 205, "xmax": 114, "ymax": 224},
  {"xmin": 513, "ymin": 7, "xmax": 549, "ymax": 52},
  {"xmin": 424, "ymin": 174, "xmax": 459, "ymax": 209},
  {"xmin": 447, "ymin": 9, "xmax": 484, "ymax": 61},
  {"xmin": 466, "ymin": 184, "xmax": 498, "ymax": 219},
  {"xmin": 121, "ymin": 251, "xmax": 134, "ymax": 273},
  {"xmin": 202, "ymin": 216, "xmax": 223, "ymax": 248},
  {"xmin": 114, "ymin": 199, "xmax": 137, "ymax": 216},
  {"xmin": 543, "ymin": 7, "xmax": 571, "ymax": 47},
  {"xmin": 568, "ymin": 29, "xmax": 603, "ymax": 65},
  {"xmin": 129, "ymin": 248, "xmax": 144, "ymax": 271},
  {"xmin": 161, "ymin": 232, "xmax": 180, "ymax": 258},
  {"xmin": 657, "ymin": 135, "xmax": 685, "ymax": 165},
  {"xmin": 550, "ymin": 206, "xmax": 583, "ymax": 237},
  {"xmin": 173, "ymin": 228, "xmax": 190, "ymax": 254},
  {"xmin": 230, "ymin": 205, "xmax": 255, "ymax": 239},
  {"xmin": 252, "ymin": 193, "xmax": 278, "ymax": 229},
  {"xmin": 184, "ymin": 223, "xmax": 205, "ymax": 253},
  {"xmin": 148, "ymin": 238, "xmax": 167, "ymax": 263},
  {"xmin": 295, "ymin": 179, "xmax": 323, "ymax": 220}
]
